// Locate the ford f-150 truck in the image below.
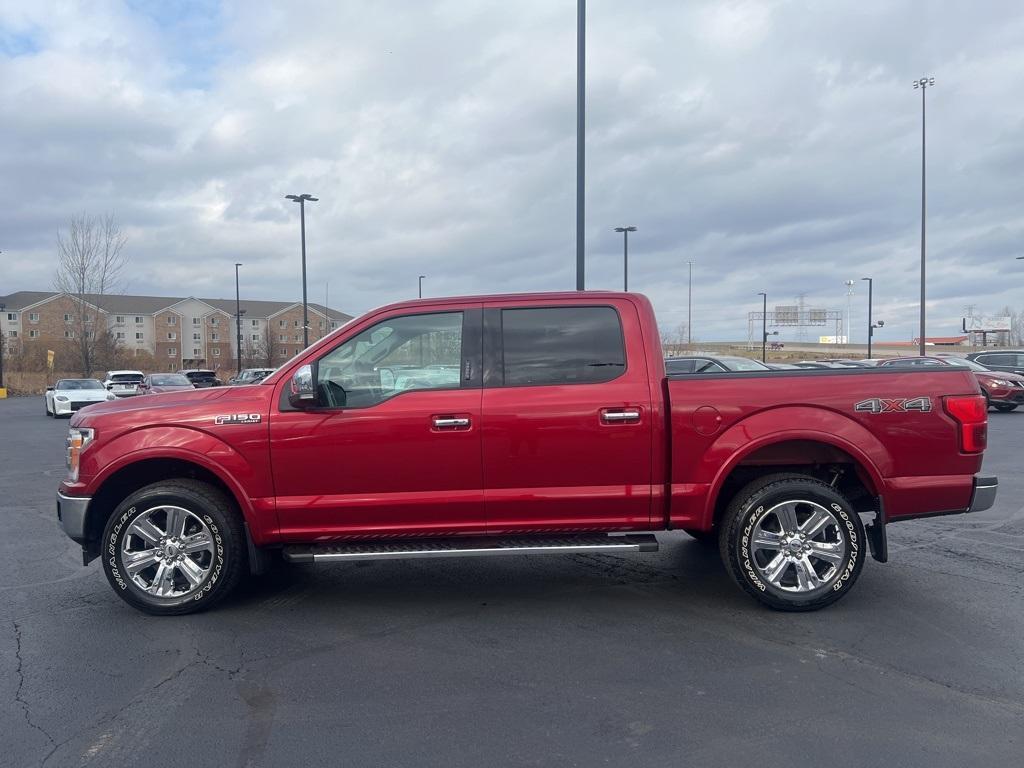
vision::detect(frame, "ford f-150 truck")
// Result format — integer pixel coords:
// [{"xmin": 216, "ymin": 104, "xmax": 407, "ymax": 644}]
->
[{"xmin": 56, "ymin": 292, "xmax": 997, "ymax": 615}]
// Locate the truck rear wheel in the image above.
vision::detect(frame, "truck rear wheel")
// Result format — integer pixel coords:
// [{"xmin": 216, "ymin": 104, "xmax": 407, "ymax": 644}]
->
[
  {"xmin": 100, "ymin": 480, "xmax": 247, "ymax": 615},
  {"xmin": 719, "ymin": 474, "xmax": 866, "ymax": 611}
]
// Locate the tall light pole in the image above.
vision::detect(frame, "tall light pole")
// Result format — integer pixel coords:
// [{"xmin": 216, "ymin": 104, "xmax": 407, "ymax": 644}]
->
[
  {"xmin": 845, "ymin": 279, "xmax": 855, "ymax": 346},
  {"xmin": 575, "ymin": 0, "xmax": 586, "ymax": 290},
  {"xmin": 0, "ymin": 301, "xmax": 5, "ymax": 390},
  {"xmin": 614, "ymin": 226, "xmax": 636, "ymax": 290},
  {"xmin": 862, "ymin": 277, "xmax": 873, "ymax": 359},
  {"xmin": 913, "ymin": 76, "xmax": 934, "ymax": 355},
  {"xmin": 418, "ymin": 275, "xmax": 426, "ymax": 299},
  {"xmin": 234, "ymin": 262, "xmax": 243, "ymax": 376},
  {"xmin": 687, "ymin": 261, "xmax": 693, "ymax": 346},
  {"xmin": 758, "ymin": 292, "xmax": 768, "ymax": 362},
  {"xmin": 285, "ymin": 193, "xmax": 318, "ymax": 348}
]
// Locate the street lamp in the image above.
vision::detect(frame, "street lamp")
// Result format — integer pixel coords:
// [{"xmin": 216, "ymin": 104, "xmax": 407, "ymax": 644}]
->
[
  {"xmin": 614, "ymin": 226, "xmax": 636, "ymax": 291},
  {"xmin": 0, "ymin": 301, "xmax": 5, "ymax": 390},
  {"xmin": 418, "ymin": 275, "xmax": 426, "ymax": 299},
  {"xmin": 234, "ymin": 263, "xmax": 243, "ymax": 376},
  {"xmin": 758, "ymin": 292, "xmax": 768, "ymax": 362},
  {"xmin": 913, "ymin": 76, "xmax": 934, "ymax": 355},
  {"xmin": 576, "ymin": 0, "xmax": 586, "ymax": 291},
  {"xmin": 285, "ymin": 193, "xmax": 318, "ymax": 348},
  {"xmin": 844, "ymin": 279, "xmax": 855, "ymax": 346}
]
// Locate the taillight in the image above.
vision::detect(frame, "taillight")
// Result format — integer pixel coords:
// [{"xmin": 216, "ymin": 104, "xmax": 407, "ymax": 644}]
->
[{"xmin": 944, "ymin": 395, "xmax": 987, "ymax": 453}]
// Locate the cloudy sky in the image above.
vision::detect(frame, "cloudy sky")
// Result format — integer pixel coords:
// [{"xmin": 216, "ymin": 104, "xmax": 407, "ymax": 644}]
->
[{"xmin": 1, "ymin": 0, "xmax": 1022, "ymax": 341}]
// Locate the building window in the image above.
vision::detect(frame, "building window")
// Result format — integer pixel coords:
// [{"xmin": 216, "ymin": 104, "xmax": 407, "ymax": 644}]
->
[
  {"xmin": 116, "ymin": 332, "xmax": 125, "ymax": 340},
  {"xmin": 167, "ymin": 316, "xmax": 177, "ymax": 326},
  {"xmin": 279, "ymin": 348, "xmax": 288, "ymax": 358},
  {"xmin": 213, "ymin": 348, "xmax": 221, "ymax": 357},
  {"xmin": 193, "ymin": 333, "xmax": 201, "ymax": 341},
  {"xmin": 168, "ymin": 347, "xmax": 177, "ymax": 356},
  {"xmin": 167, "ymin": 332, "xmax": 176, "ymax": 340},
  {"xmin": 279, "ymin": 334, "xmax": 286, "ymax": 342},
  {"xmin": 7, "ymin": 330, "xmax": 18, "ymax": 338},
  {"xmin": 136, "ymin": 332, "xmax": 144, "ymax": 340},
  {"xmin": 251, "ymin": 334, "xmax": 260, "ymax": 341},
  {"xmin": 294, "ymin": 319, "xmax": 300, "ymax": 327},
  {"xmin": 64, "ymin": 313, "xmax": 72, "ymax": 322},
  {"xmin": 5, "ymin": 312, "xmax": 16, "ymax": 321},
  {"xmin": 29, "ymin": 329, "xmax": 39, "ymax": 338},
  {"xmin": 85, "ymin": 330, "xmax": 94, "ymax": 339},
  {"xmin": 251, "ymin": 319, "xmax": 258, "ymax": 328},
  {"xmin": 29, "ymin": 313, "xmax": 39, "ymax": 323},
  {"xmin": 331, "ymin": 322, "xmax": 337, "ymax": 329},
  {"xmin": 210, "ymin": 317, "xmax": 219, "ymax": 326},
  {"xmin": 319, "ymin": 320, "xmax": 324, "ymax": 329},
  {"xmin": 135, "ymin": 316, "xmax": 143, "ymax": 324},
  {"xmin": 84, "ymin": 314, "xmax": 93, "ymax": 322},
  {"xmin": 211, "ymin": 333, "xmax": 219, "ymax": 341},
  {"xmin": 294, "ymin": 334, "xmax": 301, "ymax": 342},
  {"xmin": 65, "ymin": 330, "xmax": 74, "ymax": 338},
  {"xmin": 279, "ymin": 320, "xmax": 286, "ymax": 328},
  {"xmin": 193, "ymin": 348, "xmax": 201, "ymax": 357},
  {"xmin": 115, "ymin": 315, "xmax": 125, "ymax": 324},
  {"xmin": 193, "ymin": 318, "xmax": 200, "ymax": 325}
]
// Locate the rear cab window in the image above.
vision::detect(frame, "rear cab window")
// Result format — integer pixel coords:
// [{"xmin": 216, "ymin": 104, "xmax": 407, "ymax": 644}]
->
[{"xmin": 494, "ymin": 306, "xmax": 626, "ymax": 387}]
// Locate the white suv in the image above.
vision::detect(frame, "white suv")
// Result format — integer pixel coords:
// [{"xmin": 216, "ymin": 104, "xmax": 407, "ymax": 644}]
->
[{"xmin": 102, "ymin": 370, "xmax": 146, "ymax": 397}]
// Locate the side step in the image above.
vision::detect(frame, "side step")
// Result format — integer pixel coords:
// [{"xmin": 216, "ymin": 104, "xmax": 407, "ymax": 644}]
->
[{"xmin": 282, "ymin": 534, "xmax": 658, "ymax": 564}]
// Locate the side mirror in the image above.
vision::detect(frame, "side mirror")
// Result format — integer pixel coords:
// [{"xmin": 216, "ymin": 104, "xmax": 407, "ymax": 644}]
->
[
  {"xmin": 46, "ymin": 386, "xmax": 54, "ymax": 392},
  {"xmin": 288, "ymin": 364, "xmax": 318, "ymax": 408}
]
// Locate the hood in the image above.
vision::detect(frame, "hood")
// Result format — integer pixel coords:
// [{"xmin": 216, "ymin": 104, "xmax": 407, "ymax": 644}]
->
[{"xmin": 73, "ymin": 385, "xmax": 232, "ymax": 419}]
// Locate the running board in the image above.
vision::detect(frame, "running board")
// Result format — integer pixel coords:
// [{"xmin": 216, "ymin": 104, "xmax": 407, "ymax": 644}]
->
[{"xmin": 282, "ymin": 534, "xmax": 659, "ymax": 564}]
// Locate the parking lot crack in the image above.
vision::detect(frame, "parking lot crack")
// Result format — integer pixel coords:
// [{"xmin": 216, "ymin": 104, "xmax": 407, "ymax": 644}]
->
[{"xmin": 12, "ymin": 620, "xmax": 58, "ymax": 765}]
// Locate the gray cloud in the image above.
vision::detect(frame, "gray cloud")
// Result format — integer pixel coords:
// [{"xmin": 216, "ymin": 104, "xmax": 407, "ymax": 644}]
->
[{"xmin": 1, "ymin": 0, "xmax": 1023, "ymax": 343}]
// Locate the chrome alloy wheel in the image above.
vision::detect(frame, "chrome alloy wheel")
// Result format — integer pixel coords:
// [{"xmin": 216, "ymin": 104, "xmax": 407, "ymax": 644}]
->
[
  {"xmin": 120, "ymin": 505, "xmax": 216, "ymax": 598},
  {"xmin": 750, "ymin": 500, "xmax": 847, "ymax": 593}
]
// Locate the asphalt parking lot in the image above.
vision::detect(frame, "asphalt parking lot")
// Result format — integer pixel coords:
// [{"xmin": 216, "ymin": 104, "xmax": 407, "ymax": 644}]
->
[{"xmin": 1, "ymin": 395, "xmax": 1022, "ymax": 767}]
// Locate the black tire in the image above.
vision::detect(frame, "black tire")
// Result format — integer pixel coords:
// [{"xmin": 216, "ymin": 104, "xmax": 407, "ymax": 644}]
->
[
  {"xmin": 682, "ymin": 528, "xmax": 718, "ymax": 547},
  {"xmin": 994, "ymin": 404, "xmax": 1018, "ymax": 413},
  {"xmin": 719, "ymin": 473, "xmax": 866, "ymax": 612},
  {"xmin": 46, "ymin": 399, "xmax": 53, "ymax": 417},
  {"xmin": 101, "ymin": 479, "xmax": 247, "ymax": 615}
]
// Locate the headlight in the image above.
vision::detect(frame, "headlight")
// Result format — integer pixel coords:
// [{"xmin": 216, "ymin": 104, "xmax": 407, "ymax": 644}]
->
[
  {"xmin": 991, "ymin": 379, "xmax": 1013, "ymax": 387},
  {"xmin": 66, "ymin": 427, "xmax": 95, "ymax": 482},
  {"xmin": 55, "ymin": 395, "xmax": 69, "ymax": 402}
]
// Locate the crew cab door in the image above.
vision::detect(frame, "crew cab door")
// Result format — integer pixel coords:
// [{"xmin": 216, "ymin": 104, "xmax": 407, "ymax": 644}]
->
[
  {"xmin": 481, "ymin": 299, "xmax": 654, "ymax": 531},
  {"xmin": 269, "ymin": 306, "xmax": 484, "ymax": 540}
]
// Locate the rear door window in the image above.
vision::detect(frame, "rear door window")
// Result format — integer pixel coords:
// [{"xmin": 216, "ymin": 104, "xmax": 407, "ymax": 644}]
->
[
  {"xmin": 665, "ymin": 359, "xmax": 696, "ymax": 374},
  {"xmin": 978, "ymin": 353, "xmax": 1013, "ymax": 367},
  {"xmin": 500, "ymin": 306, "xmax": 625, "ymax": 386}
]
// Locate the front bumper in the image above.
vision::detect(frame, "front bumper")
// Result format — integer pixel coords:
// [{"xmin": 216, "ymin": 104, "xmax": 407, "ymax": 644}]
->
[
  {"xmin": 968, "ymin": 475, "xmax": 998, "ymax": 512},
  {"xmin": 56, "ymin": 490, "xmax": 91, "ymax": 541}
]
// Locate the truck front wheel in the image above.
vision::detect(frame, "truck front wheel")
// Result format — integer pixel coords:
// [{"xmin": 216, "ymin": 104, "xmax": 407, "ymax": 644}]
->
[
  {"xmin": 719, "ymin": 474, "xmax": 866, "ymax": 611},
  {"xmin": 100, "ymin": 480, "xmax": 247, "ymax": 615}
]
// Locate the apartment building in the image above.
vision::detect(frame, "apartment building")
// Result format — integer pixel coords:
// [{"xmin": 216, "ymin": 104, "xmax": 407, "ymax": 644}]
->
[{"xmin": 0, "ymin": 291, "xmax": 352, "ymax": 372}]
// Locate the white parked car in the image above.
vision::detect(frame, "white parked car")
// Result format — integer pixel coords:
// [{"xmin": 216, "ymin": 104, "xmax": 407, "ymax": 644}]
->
[
  {"xmin": 45, "ymin": 378, "xmax": 115, "ymax": 417},
  {"xmin": 102, "ymin": 369, "xmax": 146, "ymax": 397}
]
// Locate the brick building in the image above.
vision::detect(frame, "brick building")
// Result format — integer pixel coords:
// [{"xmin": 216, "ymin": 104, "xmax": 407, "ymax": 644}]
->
[{"xmin": 0, "ymin": 291, "xmax": 352, "ymax": 373}]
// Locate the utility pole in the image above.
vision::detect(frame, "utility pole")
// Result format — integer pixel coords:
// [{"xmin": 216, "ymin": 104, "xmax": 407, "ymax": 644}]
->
[
  {"xmin": 914, "ymin": 76, "xmax": 934, "ymax": 355},
  {"xmin": 285, "ymin": 193, "xmax": 318, "ymax": 348},
  {"xmin": 614, "ymin": 226, "xmax": 636, "ymax": 291},
  {"xmin": 575, "ymin": 0, "xmax": 586, "ymax": 290},
  {"xmin": 687, "ymin": 261, "xmax": 693, "ymax": 346},
  {"xmin": 234, "ymin": 263, "xmax": 243, "ymax": 376}
]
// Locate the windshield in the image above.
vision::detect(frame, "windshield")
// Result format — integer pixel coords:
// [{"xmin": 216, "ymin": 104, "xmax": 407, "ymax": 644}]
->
[
  {"xmin": 110, "ymin": 373, "xmax": 143, "ymax": 382},
  {"xmin": 57, "ymin": 379, "xmax": 104, "ymax": 390},
  {"xmin": 151, "ymin": 374, "xmax": 191, "ymax": 386},
  {"xmin": 721, "ymin": 357, "xmax": 770, "ymax": 371}
]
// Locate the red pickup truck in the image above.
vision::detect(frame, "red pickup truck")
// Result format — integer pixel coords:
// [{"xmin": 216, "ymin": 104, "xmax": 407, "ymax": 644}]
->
[{"xmin": 56, "ymin": 292, "xmax": 996, "ymax": 615}]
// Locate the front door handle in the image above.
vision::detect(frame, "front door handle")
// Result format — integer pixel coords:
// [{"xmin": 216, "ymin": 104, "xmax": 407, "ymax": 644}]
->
[
  {"xmin": 433, "ymin": 417, "xmax": 471, "ymax": 429},
  {"xmin": 601, "ymin": 408, "xmax": 641, "ymax": 424}
]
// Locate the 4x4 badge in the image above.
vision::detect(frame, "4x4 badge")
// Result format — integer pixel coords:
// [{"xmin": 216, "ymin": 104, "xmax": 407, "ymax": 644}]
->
[
  {"xmin": 214, "ymin": 413, "xmax": 262, "ymax": 425},
  {"xmin": 855, "ymin": 397, "xmax": 932, "ymax": 414}
]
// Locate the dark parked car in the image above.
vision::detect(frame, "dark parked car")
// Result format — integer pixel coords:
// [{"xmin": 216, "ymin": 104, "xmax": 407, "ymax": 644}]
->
[
  {"xmin": 965, "ymin": 350, "xmax": 1024, "ymax": 377},
  {"xmin": 665, "ymin": 355, "xmax": 771, "ymax": 374},
  {"xmin": 178, "ymin": 369, "xmax": 222, "ymax": 388},
  {"xmin": 878, "ymin": 355, "xmax": 1024, "ymax": 411}
]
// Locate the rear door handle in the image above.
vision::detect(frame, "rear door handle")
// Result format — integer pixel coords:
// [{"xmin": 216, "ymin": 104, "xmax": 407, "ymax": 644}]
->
[
  {"xmin": 433, "ymin": 417, "xmax": 471, "ymax": 429},
  {"xmin": 601, "ymin": 408, "xmax": 641, "ymax": 424}
]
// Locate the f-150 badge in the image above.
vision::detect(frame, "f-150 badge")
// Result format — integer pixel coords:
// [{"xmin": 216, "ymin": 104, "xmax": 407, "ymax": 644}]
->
[
  {"xmin": 855, "ymin": 397, "xmax": 932, "ymax": 414},
  {"xmin": 214, "ymin": 413, "xmax": 262, "ymax": 425}
]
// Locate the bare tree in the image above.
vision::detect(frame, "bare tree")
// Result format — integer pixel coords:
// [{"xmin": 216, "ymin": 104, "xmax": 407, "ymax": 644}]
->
[{"xmin": 54, "ymin": 214, "xmax": 129, "ymax": 376}]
